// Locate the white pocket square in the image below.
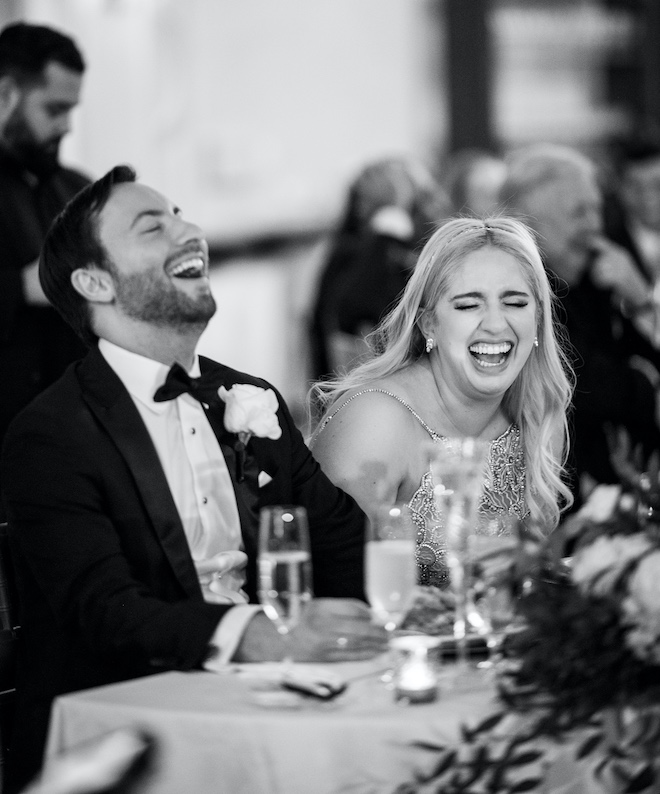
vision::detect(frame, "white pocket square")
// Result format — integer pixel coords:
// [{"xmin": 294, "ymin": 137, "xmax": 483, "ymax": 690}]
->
[{"xmin": 258, "ymin": 471, "xmax": 273, "ymax": 488}]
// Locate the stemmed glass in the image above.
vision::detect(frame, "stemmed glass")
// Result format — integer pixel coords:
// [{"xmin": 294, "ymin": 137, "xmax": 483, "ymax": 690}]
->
[
  {"xmin": 364, "ymin": 503, "xmax": 417, "ymax": 635},
  {"xmin": 430, "ymin": 438, "xmax": 488, "ymax": 667},
  {"xmin": 258, "ymin": 505, "xmax": 313, "ymax": 665},
  {"xmin": 469, "ymin": 527, "xmax": 519, "ymax": 672}
]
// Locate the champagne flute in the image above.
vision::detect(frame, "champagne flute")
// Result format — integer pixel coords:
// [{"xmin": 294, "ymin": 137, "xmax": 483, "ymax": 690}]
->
[
  {"xmin": 365, "ymin": 503, "xmax": 417, "ymax": 634},
  {"xmin": 469, "ymin": 518, "xmax": 520, "ymax": 672},
  {"xmin": 430, "ymin": 438, "xmax": 488, "ymax": 668},
  {"xmin": 258, "ymin": 505, "xmax": 313, "ymax": 665}
]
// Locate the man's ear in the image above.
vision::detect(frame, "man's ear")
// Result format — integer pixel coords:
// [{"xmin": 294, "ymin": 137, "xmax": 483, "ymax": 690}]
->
[
  {"xmin": 70, "ymin": 268, "xmax": 115, "ymax": 303},
  {"xmin": 0, "ymin": 76, "xmax": 21, "ymax": 125}
]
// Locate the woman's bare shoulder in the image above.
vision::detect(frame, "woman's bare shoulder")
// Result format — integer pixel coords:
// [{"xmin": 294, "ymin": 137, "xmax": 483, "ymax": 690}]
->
[
  {"xmin": 318, "ymin": 380, "xmax": 421, "ymax": 435},
  {"xmin": 310, "ymin": 385, "xmax": 416, "ymax": 509}
]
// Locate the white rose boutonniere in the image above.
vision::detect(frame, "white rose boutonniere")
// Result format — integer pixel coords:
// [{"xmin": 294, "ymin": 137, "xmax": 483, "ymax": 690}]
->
[{"xmin": 218, "ymin": 384, "xmax": 282, "ymax": 481}]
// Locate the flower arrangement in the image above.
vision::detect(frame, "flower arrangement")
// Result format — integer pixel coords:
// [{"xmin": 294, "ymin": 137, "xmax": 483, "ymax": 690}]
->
[{"xmin": 400, "ymin": 437, "xmax": 660, "ymax": 793}]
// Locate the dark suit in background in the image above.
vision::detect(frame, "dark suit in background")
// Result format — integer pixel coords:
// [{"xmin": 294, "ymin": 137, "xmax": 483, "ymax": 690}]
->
[
  {"xmin": 0, "ymin": 152, "xmax": 90, "ymax": 512},
  {"xmin": 0, "ymin": 22, "xmax": 91, "ymax": 519}
]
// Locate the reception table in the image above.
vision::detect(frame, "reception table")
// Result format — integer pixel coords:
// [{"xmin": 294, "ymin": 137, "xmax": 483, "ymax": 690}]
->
[{"xmin": 44, "ymin": 659, "xmax": 597, "ymax": 794}]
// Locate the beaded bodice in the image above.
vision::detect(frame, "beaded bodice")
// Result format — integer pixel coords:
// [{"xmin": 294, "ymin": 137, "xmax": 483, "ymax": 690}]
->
[
  {"xmin": 316, "ymin": 388, "xmax": 528, "ymax": 588},
  {"xmin": 408, "ymin": 425, "xmax": 527, "ymax": 587}
]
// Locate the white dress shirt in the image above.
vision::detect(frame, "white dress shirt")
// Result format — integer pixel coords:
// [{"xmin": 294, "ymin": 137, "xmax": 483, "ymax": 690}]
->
[{"xmin": 99, "ymin": 339, "xmax": 260, "ymax": 665}]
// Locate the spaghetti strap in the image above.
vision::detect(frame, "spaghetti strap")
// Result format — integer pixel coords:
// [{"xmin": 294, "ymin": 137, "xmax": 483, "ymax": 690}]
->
[{"xmin": 315, "ymin": 388, "xmax": 441, "ymax": 441}]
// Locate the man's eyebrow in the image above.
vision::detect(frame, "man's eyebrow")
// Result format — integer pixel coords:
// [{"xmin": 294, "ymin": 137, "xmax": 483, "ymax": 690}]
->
[
  {"xmin": 45, "ymin": 101, "xmax": 77, "ymax": 110},
  {"xmin": 130, "ymin": 206, "xmax": 181, "ymax": 229}
]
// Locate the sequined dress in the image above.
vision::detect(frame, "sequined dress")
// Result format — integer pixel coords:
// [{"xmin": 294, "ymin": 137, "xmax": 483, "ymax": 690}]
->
[{"xmin": 316, "ymin": 388, "xmax": 529, "ymax": 588}]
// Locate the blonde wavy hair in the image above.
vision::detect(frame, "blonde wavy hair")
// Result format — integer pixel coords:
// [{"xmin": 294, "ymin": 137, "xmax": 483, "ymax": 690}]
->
[{"xmin": 311, "ymin": 216, "xmax": 575, "ymax": 529}]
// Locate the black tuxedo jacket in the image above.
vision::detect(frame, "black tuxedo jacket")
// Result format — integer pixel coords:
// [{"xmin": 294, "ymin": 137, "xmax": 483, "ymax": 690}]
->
[{"xmin": 0, "ymin": 346, "xmax": 366, "ymax": 788}]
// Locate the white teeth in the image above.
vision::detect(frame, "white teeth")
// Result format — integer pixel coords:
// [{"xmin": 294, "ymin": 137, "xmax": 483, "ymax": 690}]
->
[
  {"xmin": 169, "ymin": 257, "xmax": 205, "ymax": 277},
  {"xmin": 469, "ymin": 341, "xmax": 512, "ymax": 368},
  {"xmin": 469, "ymin": 342, "xmax": 512, "ymax": 355}
]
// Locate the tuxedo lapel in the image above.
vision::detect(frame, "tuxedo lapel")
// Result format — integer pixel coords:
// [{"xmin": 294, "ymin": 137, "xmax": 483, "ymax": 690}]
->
[
  {"xmin": 77, "ymin": 349, "xmax": 201, "ymax": 598},
  {"xmin": 199, "ymin": 361, "xmax": 261, "ymax": 582},
  {"xmin": 199, "ymin": 358, "xmax": 289, "ymax": 599}
]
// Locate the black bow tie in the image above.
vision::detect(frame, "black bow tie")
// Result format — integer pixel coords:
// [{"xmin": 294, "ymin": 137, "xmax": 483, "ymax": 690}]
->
[{"xmin": 153, "ymin": 363, "xmax": 222, "ymax": 406}]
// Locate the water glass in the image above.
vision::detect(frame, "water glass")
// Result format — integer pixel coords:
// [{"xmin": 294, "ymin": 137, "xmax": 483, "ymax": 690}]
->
[
  {"xmin": 258, "ymin": 505, "xmax": 313, "ymax": 639},
  {"xmin": 365, "ymin": 503, "xmax": 417, "ymax": 633}
]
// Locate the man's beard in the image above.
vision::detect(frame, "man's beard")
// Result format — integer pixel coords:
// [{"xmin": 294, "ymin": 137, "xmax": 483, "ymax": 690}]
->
[
  {"xmin": 113, "ymin": 268, "xmax": 217, "ymax": 330},
  {"xmin": 3, "ymin": 108, "xmax": 60, "ymax": 177}
]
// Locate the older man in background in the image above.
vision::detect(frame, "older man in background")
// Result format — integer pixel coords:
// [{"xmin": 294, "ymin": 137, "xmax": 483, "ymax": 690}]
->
[
  {"xmin": 0, "ymin": 22, "xmax": 90, "ymax": 517},
  {"xmin": 500, "ymin": 143, "xmax": 660, "ymax": 505},
  {"xmin": 605, "ymin": 132, "xmax": 660, "ymax": 290}
]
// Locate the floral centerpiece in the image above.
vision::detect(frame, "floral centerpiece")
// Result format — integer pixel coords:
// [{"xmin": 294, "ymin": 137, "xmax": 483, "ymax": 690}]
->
[{"xmin": 399, "ymin": 437, "xmax": 660, "ymax": 793}]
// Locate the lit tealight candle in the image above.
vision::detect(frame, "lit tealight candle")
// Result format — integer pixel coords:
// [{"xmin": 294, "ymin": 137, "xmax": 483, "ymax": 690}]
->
[{"xmin": 392, "ymin": 640, "xmax": 439, "ymax": 703}]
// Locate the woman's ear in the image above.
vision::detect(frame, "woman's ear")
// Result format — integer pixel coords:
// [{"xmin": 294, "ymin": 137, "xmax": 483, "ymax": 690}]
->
[
  {"xmin": 417, "ymin": 308, "xmax": 433, "ymax": 340},
  {"xmin": 70, "ymin": 268, "xmax": 115, "ymax": 303}
]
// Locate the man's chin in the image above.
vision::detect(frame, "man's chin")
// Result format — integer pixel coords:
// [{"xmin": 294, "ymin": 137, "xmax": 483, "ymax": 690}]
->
[{"xmin": 175, "ymin": 296, "xmax": 217, "ymax": 326}]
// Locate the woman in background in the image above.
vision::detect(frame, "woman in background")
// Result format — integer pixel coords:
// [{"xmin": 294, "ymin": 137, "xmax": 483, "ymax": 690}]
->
[
  {"xmin": 308, "ymin": 157, "xmax": 449, "ymax": 379},
  {"xmin": 309, "ymin": 217, "xmax": 573, "ymax": 587}
]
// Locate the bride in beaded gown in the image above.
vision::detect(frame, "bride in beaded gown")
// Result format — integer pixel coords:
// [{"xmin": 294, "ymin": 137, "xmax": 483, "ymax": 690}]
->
[{"xmin": 309, "ymin": 217, "xmax": 574, "ymax": 588}]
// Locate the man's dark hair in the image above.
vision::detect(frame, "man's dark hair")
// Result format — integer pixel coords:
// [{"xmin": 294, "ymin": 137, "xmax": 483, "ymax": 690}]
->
[
  {"xmin": 40, "ymin": 165, "xmax": 137, "ymax": 347},
  {"xmin": 0, "ymin": 22, "xmax": 85, "ymax": 86}
]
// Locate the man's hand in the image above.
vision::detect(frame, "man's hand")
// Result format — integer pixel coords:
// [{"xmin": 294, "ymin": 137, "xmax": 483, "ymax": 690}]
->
[
  {"xmin": 195, "ymin": 551, "xmax": 249, "ymax": 605},
  {"xmin": 234, "ymin": 598, "xmax": 388, "ymax": 663},
  {"xmin": 590, "ymin": 237, "xmax": 649, "ymax": 310}
]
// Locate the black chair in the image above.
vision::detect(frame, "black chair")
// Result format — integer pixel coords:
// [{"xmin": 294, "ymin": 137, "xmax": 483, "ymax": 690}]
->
[{"xmin": 0, "ymin": 523, "xmax": 18, "ymax": 787}]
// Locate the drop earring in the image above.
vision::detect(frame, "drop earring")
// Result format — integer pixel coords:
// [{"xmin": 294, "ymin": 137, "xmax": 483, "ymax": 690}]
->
[
  {"xmin": 425, "ymin": 337, "xmax": 435, "ymax": 353},
  {"xmin": 534, "ymin": 336, "xmax": 539, "ymax": 348}
]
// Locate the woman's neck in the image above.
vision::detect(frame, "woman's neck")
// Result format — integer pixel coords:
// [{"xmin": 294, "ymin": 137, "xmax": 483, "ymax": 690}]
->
[{"xmin": 423, "ymin": 359, "xmax": 509, "ymax": 440}]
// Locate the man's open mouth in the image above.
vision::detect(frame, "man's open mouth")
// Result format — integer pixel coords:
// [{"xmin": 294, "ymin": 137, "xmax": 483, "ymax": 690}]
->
[
  {"xmin": 468, "ymin": 342, "xmax": 512, "ymax": 368},
  {"xmin": 166, "ymin": 256, "xmax": 206, "ymax": 279}
]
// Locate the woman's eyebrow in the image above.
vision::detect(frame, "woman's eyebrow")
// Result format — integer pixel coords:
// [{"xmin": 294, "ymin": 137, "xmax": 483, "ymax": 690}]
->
[{"xmin": 450, "ymin": 288, "xmax": 530, "ymax": 300}]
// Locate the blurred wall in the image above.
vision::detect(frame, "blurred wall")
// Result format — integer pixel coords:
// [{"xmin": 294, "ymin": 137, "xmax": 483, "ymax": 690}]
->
[
  {"xmin": 18, "ymin": 0, "xmax": 446, "ymax": 243},
  {"xmin": 7, "ymin": 0, "xmax": 446, "ymax": 415}
]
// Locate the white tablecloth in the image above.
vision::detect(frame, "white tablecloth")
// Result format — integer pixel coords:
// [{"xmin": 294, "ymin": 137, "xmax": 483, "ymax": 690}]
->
[{"xmin": 44, "ymin": 660, "xmax": 598, "ymax": 794}]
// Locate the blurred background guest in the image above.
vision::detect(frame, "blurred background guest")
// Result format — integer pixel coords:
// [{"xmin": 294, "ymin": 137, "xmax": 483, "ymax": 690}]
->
[
  {"xmin": 603, "ymin": 131, "xmax": 660, "ymax": 349},
  {"xmin": 308, "ymin": 157, "xmax": 449, "ymax": 380},
  {"xmin": 500, "ymin": 143, "xmax": 660, "ymax": 505},
  {"xmin": 441, "ymin": 147, "xmax": 507, "ymax": 218},
  {"xmin": 310, "ymin": 217, "xmax": 573, "ymax": 587},
  {"xmin": 0, "ymin": 22, "xmax": 90, "ymax": 518},
  {"xmin": 604, "ymin": 130, "xmax": 660, "ymax": 284}
]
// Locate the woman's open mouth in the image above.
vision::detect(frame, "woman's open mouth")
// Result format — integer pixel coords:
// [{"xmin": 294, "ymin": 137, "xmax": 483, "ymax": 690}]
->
[{"xmin": 468, "ymin": 342, "xmax": 512, "ymax": 368}]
